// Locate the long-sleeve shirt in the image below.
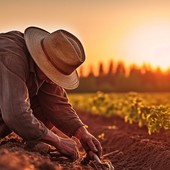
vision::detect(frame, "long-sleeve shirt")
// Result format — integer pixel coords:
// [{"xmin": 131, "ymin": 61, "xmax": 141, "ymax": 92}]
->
[{"xmin": 0, "ymin": 31, "xmax": 84, "ymax": 140}]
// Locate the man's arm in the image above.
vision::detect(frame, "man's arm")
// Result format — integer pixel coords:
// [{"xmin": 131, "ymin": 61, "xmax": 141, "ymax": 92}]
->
[
  {"xmin": 38, "ymin": 83, "xmax": 85, "ymax": 137},
  {"xmin": 0, "ymin": 56, "xmax": 79, "ymax": 161},
  {"xmin": 0, "ymin": 57, "xmax": 48, "ymax": 140},
  {"xmin": 38, "ymin": 82, "xmax": 102, "ymax": 157}
]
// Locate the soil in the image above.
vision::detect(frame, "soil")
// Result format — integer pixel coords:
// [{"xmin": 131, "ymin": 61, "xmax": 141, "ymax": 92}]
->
[{"xmin": 1, "ymin": 109, "xmax": 170, "ymax": 170}]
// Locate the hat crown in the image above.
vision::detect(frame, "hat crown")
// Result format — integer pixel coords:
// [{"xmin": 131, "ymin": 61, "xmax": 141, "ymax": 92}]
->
[
  {"xmin": 24, "ymin": 26, "xmax": 85, "ymax": 89},
  {"xmin": 41, "ymin": 30, "xmax": 85, "ymax": 75}
]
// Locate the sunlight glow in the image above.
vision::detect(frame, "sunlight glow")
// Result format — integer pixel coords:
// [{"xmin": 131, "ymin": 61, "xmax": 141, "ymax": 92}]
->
[{"xmin": 121, "ymin": 21, "xmax": 170, "ymax": 70}]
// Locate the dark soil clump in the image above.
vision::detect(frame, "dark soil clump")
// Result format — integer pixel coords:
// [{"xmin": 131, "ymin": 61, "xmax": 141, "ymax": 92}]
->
[{"xmin": 0, "ymin": 109, "xmax": 170, "ymax": 170}]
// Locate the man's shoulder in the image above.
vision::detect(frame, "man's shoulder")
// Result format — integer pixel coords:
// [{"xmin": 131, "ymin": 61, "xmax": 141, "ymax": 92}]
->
[
  {"xmin": 0, "ymin": 30, "xmax": 29, "ymax": 64},
  {"xmin": 0, "ymin": 30, "xmax": 23, "ymax": 38},
  {"xmin": 1, "ymin": 30, "xmax": 25, "ymax": 47},
  {"xmin": 0, "ymin": 31, "xmax": 29, "ymax": 81},
  {"xmin": 0, "ymin": 31, "xmax": 24, "ymax": 43}
]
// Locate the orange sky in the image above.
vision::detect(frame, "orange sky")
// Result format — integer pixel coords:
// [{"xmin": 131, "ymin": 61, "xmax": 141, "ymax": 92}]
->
[{"xmin": 1, "ymin": 0, "xmax": 170, "ymax": 75}]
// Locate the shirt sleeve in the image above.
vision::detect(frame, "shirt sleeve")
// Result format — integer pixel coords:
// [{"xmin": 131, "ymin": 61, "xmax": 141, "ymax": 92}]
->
[
  {"xmin": 0, "ymin": 54, "xmax": 48, "ymax": 141},
  {"xmin": 38, "ymin": 83, "xmax": 85, "ymax": 137}
]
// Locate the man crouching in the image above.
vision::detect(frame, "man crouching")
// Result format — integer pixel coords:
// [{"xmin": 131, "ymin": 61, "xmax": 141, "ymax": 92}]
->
[{"xmin": 0, "ymin": 26, "xmax": 102, "ymax": 161}]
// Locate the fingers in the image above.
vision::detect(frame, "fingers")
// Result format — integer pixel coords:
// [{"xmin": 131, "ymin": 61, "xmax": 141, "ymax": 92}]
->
[
  {"xmin": 70, "ymin": 144, "xmax": 79, "ymax": 161},
  {"xmin": 87, "ymin": 139, "xmax": 98, "ymax": 153},
  {"xmin": 68, "ymin": 144, "xmax": 80, "ymax": 161},
  {"xmin": 74, "ymin": 147, "xmax": 80, "ymax": 161},
  {"xmin": 93, "ymin": 138, "xmax": 103, "ymax": 157},
  {"xmin": 57, "ymin": 138, "xmax": 80, "ymax": 161},
  {"xmin": 87, "ymin": 137, "xmax": 103, "ymax": 158},
  {"xmin": 78, "ymin": 132, "xmax": 103, "ymax": 159}
]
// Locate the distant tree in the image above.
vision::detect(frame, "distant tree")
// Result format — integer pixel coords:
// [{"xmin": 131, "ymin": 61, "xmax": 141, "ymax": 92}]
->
[
  {"xmin": 154, "ymin": 67, "xmax": 169, "ymax": 92},
  {"xmin": 98, "ymin": 62, "xmax": 105, "ymax": 77},
  {"xmin": 141, "ymin": 63, "xmax": 152, "ymax": 74},
  {"xmin": 115, "ymin": 61, "xmax": 126, "ymax": 76},
  {"xmin": 107, "ymin": 60, "xmax": 114, "ymax": 75},
  {"xmin": 79, "ymin": 66, "xmax": 84, "ymax": 77},
  {"xmin": 141, "ymin": 64, "xmax": 156, "ymax": 91},
  {"xmin": 127, "ymin": 64, "xmax": 143, "ymax": 91},
  {"xmin": 73, "ymin": 61, "xmax": 170, "ymax": 93},
  {"xmin": 88, "ymin": 65, "xmax": 95, "ymax": 77},
  {"xmin": 129, "ymin": 64, "xmax": 141, "ymax": 76},
  {"xmin": 166, "ymin": 68, "xmax": 170, "ymax": 79},
  {"xmin": 165, "ymin": 68, "xmax": 170, "ymax": 91},
  {"xmin": 76, "ymin": 76, "xmax": 97, "ymax": 93}
]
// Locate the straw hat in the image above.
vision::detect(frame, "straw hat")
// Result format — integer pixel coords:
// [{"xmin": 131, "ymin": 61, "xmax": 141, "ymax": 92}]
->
[{"xmin": 24, "ymin": 26, "xmax": 85, "ymax": 90}]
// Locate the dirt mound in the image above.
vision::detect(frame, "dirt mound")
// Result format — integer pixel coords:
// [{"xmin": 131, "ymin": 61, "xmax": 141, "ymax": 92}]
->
[
  {"xmin": 1, "ymin": 110, "xmax": 170, "ymax": 170},
  {"xmin": 78, "ymin": 110, "xmax": 170, "ymax": 170}
]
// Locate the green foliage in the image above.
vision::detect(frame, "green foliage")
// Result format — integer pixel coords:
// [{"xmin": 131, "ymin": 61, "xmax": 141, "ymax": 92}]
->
[{"xmin": 69, "ymin": 92, "xmax": 170, "ymax": 135}]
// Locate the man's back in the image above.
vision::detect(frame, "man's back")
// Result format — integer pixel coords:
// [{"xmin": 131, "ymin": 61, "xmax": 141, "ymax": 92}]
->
[
  {"xmin": 0, "ymin": 31, "xmax": 30, "ymax": 83},
  {"xmin": 0, "ymin": 31, "xmax": 26, "ymax": 52}
]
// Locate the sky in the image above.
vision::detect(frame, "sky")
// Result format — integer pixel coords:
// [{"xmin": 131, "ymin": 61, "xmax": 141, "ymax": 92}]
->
[{"xmin": 1, "ymin": 0, "xmax": 170, "ymax": 75}]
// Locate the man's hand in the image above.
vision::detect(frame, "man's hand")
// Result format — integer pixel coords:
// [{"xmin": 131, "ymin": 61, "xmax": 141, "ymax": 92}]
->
[
  {"xmin": 42, "ymin": 129, "xmax": 79, "ymax": 161},
  {"xmin": 74, "ymin": 126, "xmax": 102, "ymax": 158},
  {"xmin": 57, "ymin": 136, "xmax": 79, "ymax": 161}
]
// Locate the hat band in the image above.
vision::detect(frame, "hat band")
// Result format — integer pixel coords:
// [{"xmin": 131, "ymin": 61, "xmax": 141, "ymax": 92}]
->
[{"xmin": 41, "ymin": 39, "xmax": 70, "ymax": 75}]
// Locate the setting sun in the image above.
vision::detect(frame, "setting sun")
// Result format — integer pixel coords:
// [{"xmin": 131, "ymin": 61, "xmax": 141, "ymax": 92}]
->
[
  {"xmin": 120, "ymin": 21, "xmax": 170, "ymax": 70},
  {"xmin": 1, "ymin": 1, "xmax": 170, "ymax": 74}
]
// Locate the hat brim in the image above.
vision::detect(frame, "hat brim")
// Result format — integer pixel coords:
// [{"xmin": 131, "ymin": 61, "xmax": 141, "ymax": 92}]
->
[{"xmin": 24, "ymin": 26, "xmax": 79, "ymax": 90}]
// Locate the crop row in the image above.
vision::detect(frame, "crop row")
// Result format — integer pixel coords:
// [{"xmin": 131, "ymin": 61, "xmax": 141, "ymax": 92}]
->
[{"xmin": 69, "ymin": 92, "xmax": 170, "ymax": 135}]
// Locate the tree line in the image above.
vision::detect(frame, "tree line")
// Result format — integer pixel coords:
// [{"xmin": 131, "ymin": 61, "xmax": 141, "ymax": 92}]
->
[{"xmin": 71, "ymin": 60, "xmax": 170, "ymax": 93}]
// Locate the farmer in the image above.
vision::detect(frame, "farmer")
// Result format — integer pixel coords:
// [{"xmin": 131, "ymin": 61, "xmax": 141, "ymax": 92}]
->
[{"xmin": 0, "ymin": 26, "xmax": 102, "ymax": 161}]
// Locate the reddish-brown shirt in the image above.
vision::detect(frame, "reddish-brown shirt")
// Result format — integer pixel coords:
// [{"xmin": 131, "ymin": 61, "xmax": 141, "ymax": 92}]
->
[{"xmin": 0, "ymin": 31, "xmax": 84, "ymax": 140}]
